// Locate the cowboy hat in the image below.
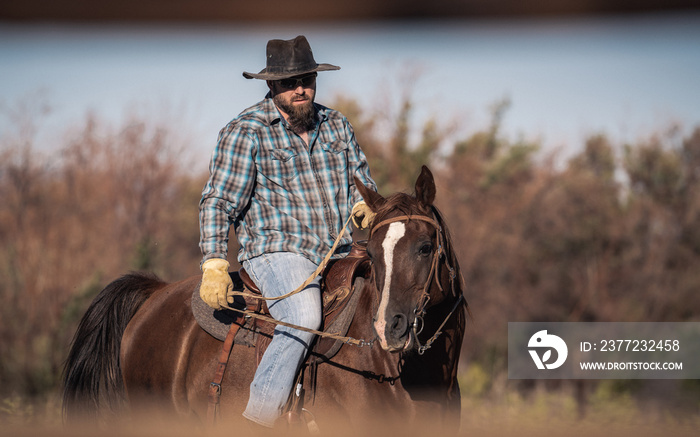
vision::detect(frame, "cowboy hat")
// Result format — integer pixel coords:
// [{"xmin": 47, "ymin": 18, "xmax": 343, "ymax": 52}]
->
[{"xmin": 242, "ymin": 35, "xmax": 340, "ymax": 80}]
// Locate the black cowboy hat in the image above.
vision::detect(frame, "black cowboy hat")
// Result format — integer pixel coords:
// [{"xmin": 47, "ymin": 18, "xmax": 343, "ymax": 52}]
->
[{"xmin": 242, "ymin": 35, "xmax": 340, "ymax": 80}]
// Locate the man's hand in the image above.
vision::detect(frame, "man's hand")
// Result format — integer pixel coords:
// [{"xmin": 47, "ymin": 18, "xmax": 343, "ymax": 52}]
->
[
  {"xmin": 200, "ymin": 258, "xmax": 233, "ymax": 310},
  {"xmin": 351, "ymin": 200, "xmax": 376, "ymax": 230}
]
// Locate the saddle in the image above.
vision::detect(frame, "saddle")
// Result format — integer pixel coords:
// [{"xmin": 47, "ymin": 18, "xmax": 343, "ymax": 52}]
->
[
  {"xmin": 195, "ymin": 243, "xmax": 370, "ymax": 424},
  {"xmin": 241, "ymin": 244, "xmax": 370, "ymax": 363},
  {"xmin": 191, "ymin": 242, "xmax": 371, "ymax": 363}
]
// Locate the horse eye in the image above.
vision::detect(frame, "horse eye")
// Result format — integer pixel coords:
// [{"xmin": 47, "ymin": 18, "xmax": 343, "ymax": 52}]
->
[{"xmin": 419, "ymin": 243, "xmax": 432, "ymax": 256}]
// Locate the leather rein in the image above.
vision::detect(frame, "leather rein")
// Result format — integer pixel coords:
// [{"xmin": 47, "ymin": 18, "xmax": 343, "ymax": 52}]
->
[
  {"xmin": 219, "ymin": 211, "xmax": 465, "ymax": 353},
  {"xmin": 369, "ymin": 210, "xmax": 465, "ymax": 355},
  {"xmin": 207, "ymin": 210, "xmax": 465, "ymax": 425}
]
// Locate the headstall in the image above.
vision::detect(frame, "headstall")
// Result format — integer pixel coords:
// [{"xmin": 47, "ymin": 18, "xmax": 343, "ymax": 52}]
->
[{"xmin": 368, "ymin": 210, "xmax": 464, "ymax": 354}]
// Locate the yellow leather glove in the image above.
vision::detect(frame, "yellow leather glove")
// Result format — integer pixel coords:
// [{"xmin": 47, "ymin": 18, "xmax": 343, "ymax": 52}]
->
[
  {"xmin": 200, "ymin": 258, "xmax": 233, "ymax": 310},
  {"xmin": 351, "ymin": 200, "xmax": 376, "ymax": 230}
]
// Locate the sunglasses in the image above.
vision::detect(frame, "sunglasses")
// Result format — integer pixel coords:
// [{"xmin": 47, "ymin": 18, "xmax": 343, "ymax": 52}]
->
[{"xmin": 277, "ymin": 73, "xmax": 317, "ymax": 90}]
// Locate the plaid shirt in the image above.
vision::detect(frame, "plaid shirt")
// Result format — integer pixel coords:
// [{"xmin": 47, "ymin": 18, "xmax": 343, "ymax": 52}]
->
[{"xmin": 199, "ymin": 96, "xmax": 376, "ymax": 266}]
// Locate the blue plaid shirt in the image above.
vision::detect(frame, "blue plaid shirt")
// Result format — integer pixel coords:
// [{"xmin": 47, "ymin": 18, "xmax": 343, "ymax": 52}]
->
[{"xmin": 199, "ymin": 96, "xmax": 376, "ymax": 266}]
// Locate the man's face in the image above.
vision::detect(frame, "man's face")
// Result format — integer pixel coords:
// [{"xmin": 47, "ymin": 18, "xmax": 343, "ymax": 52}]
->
[{"xmin": 269, "ymin": 73, "xmax": 317, "ymax": 134}]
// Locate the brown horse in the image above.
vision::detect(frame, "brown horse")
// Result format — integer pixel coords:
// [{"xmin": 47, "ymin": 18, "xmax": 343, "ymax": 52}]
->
[{"xmin": 63, "ymin": 165, "xmax": 468, "ymax": 431}]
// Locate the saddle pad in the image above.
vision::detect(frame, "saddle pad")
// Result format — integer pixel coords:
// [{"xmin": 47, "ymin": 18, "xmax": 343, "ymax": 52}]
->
[
  {"xmin": 191, "ymin": 278, "xmax": 248, "ymax": 341},
  {"xmin": 191, "ymin": 272, "xmax": 366, "ymax": 361}
]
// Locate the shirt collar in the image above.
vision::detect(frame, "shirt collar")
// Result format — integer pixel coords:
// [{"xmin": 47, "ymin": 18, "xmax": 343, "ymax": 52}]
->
[{"xmin": 262, "ymin": 94, "xmax": 281, "ymax": 126}]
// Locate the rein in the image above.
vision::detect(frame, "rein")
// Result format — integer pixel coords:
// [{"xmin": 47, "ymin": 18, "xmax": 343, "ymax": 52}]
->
[
  {"xmin": 220, "ymin": 214, "xmax": 376, "ymax": 348},
  {"xmin": 220, "ymin": 303, "xmax": 375, "ymax": 348},
  {"xmin": 227, "ymin": 215, "xmax": 355, "ymax": 303},
  {"xmin": 219, "ymin": 210, "xmax": 464, "ymax": 353}
]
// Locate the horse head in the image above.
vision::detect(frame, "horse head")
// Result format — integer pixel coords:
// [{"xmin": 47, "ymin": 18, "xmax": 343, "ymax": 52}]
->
[{"xmin": 355, "ymin": 166, "xmax": 465, "ymax": 353}]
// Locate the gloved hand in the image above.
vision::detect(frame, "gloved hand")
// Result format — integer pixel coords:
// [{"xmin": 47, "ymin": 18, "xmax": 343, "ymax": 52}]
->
[
  {"xmin": 351, "ymin": 200, "xmax": 376, "ymax": 230},
  {"xmin": 200, "ymin": 258, "xmax": 233, "ymax": 310}
]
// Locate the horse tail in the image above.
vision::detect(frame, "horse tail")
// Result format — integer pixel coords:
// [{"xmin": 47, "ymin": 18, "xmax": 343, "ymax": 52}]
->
[{"xmin": 62, "ymin": 272, "xmax": 165, "ymax": 423}]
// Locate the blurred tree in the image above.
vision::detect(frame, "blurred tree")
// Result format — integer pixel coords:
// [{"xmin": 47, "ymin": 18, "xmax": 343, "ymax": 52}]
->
[
  {"xmin": 523, "ymin": 135, "xmax": 622, "ymax": 322},
  {"xmin": 620, "ymin": 128, "xmax": 700, "ymax": 321},
  {"xmin": 2, "ymin": 90, "xmax": 700, "ymax": 416},
  {"xmin": 331, "ymin": 70, "xmax": 449, "ymax": 195},
  {"xmin": 569, "ymin": 134, "xmax": 616, "ymax": 181},
  {"xmin": 0, "ymin": 106, "xmax": 204, "ymax": 401}
]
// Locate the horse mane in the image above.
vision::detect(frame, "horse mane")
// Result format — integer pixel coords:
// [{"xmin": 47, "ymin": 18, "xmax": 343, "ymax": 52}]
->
[
  {"xmin": 372, "ymin": 192, "xmax": 432, "ymax": 223},
  {"xmin": 430, "ymin": 204, "xmax": 469, "ymax": 307}
]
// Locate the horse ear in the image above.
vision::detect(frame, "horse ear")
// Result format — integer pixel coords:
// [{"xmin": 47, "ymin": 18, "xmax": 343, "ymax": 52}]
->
[
  {"xmin": 415, "ymin": 165, "xmax": 436, "ymax": 206},
  {"xmin": 354, "ymin": 176, "xmax": 385, "ymax": 211}
]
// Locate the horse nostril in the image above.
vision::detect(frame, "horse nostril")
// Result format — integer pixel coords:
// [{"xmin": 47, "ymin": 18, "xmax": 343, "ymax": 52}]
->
[{"xmin": 390, "ymin": 314, "xmax": 408, "ymax": 337}]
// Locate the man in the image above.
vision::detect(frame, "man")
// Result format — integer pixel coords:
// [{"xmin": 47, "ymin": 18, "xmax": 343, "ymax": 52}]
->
[{"xmin": 198, "ymin": 35, "xmax": 377, "ymax": 427}]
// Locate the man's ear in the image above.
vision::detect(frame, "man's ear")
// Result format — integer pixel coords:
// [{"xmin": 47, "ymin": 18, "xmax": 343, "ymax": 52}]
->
[{"xmin": 354, "ymin": 176, "xmax": 385, "ymax": 212}]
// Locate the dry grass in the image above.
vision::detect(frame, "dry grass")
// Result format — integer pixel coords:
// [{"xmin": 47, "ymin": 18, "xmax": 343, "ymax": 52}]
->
[
  {"xmin": 2, "ymin": 95, "xmax": 700, "ymax": 436},
  {"xmin": 2, "ymin": 388, "xmax": 699, "ymax": 437},
  {"xmin": 460, "ymin": 392, "xmax": 700, "ymax": 437}
]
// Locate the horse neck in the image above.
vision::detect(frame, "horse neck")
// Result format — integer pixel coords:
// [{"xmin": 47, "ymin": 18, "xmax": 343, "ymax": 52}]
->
[
  {"xmin": 429, "ymin": 247, "xmax": 465, "ymax": 346},
  {"xmin": 408, "ymin": 246, "xmax": 465, "ymax": 373},
  {"xmin": 352, "ymin": 275, "xmax": 380, "ymax": 344},
  {"xmin": 401, "ymin": 282, "xmax": 465, "ymax": 394}
]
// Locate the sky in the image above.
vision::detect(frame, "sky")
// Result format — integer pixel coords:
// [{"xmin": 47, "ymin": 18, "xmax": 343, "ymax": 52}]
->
[{"xmin": 1, "ymin": 13, "xmax": 699, "ymax": 171}]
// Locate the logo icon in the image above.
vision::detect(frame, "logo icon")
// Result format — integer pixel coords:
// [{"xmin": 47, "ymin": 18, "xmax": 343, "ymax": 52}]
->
[{"xmin": 528, "ymin": 330, "xmax": 568, "ymax": 369}]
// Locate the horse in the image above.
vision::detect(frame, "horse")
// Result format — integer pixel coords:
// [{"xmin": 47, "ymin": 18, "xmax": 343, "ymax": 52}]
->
[{"xmin": 62, "ymin": 165, "xmax": 468, "ymax": 432}]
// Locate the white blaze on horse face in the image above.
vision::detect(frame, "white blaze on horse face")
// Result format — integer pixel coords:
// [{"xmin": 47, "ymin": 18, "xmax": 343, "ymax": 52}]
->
[{"xmin": 374, "ymin": 221, "xmax": 406, "ymax": 349}]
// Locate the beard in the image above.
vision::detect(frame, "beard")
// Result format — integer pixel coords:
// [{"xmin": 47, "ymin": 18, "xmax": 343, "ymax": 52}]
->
[{"xmin": 273, "ymin": 93, "xmax": 317, "ymax": 134}]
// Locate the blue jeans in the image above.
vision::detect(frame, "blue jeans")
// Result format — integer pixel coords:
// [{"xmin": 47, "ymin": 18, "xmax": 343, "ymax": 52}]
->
[{"xmin": 241, "ymin": 252, "xmax": 322, "ymax": 427}]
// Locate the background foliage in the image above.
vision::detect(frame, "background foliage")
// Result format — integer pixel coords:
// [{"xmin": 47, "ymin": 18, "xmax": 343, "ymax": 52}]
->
[{"xmin": 1, "ymin": 91, "xmax": 699, "ymax": 425}]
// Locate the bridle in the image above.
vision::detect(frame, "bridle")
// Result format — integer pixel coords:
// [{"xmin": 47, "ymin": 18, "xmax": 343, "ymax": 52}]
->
[
  {"xmin": 220, "ymin": 209, "xmax": 465, "ymax": 354},
  {"xmin": 369, "ymin": 209, "xmax": 465, "ymax": 355}
]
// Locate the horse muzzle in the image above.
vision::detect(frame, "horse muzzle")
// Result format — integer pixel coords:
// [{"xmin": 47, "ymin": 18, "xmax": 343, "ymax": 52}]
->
[{"xmin": 373, "ymin": 313, "xmax": 414, "ymax": 352}]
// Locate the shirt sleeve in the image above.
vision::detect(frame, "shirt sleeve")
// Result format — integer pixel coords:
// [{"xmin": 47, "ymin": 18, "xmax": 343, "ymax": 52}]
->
[
  {"xmin": 344, "ymin": 118, "xmax": 377, "ymax": 206},
  {"xmin": 199, "ymin": 123, "xmax": 257, "ymax": 265}
]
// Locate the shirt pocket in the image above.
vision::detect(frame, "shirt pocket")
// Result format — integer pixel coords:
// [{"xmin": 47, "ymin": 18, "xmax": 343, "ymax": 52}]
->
[
  {"xmin": 319, "ymin": 140, "xmax": 349, "ymax": 173},
  {"xmin": 259, "ymin": 147, "xmax": 300, "ymax": 187}
]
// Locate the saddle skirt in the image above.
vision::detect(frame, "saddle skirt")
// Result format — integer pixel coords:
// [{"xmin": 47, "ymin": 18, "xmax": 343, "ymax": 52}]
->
[{"xmin": 191, "ymin": 244, "xmax": 371, "ymax": 363}]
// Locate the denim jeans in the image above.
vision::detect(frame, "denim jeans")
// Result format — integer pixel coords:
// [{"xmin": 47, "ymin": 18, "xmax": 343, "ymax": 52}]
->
[{"xmin": 241, "ymin": 252, "xmax": 322, "ymax": 427}]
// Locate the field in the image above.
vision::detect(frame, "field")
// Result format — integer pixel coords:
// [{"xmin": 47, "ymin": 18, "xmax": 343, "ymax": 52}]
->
[
  {"xmin": 2, "ymin": 386, "xmax": 699, "ymax": 436},
  {"xmin": 1, "ymin": 92, "xmax": 699, "ymax": 435}
]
